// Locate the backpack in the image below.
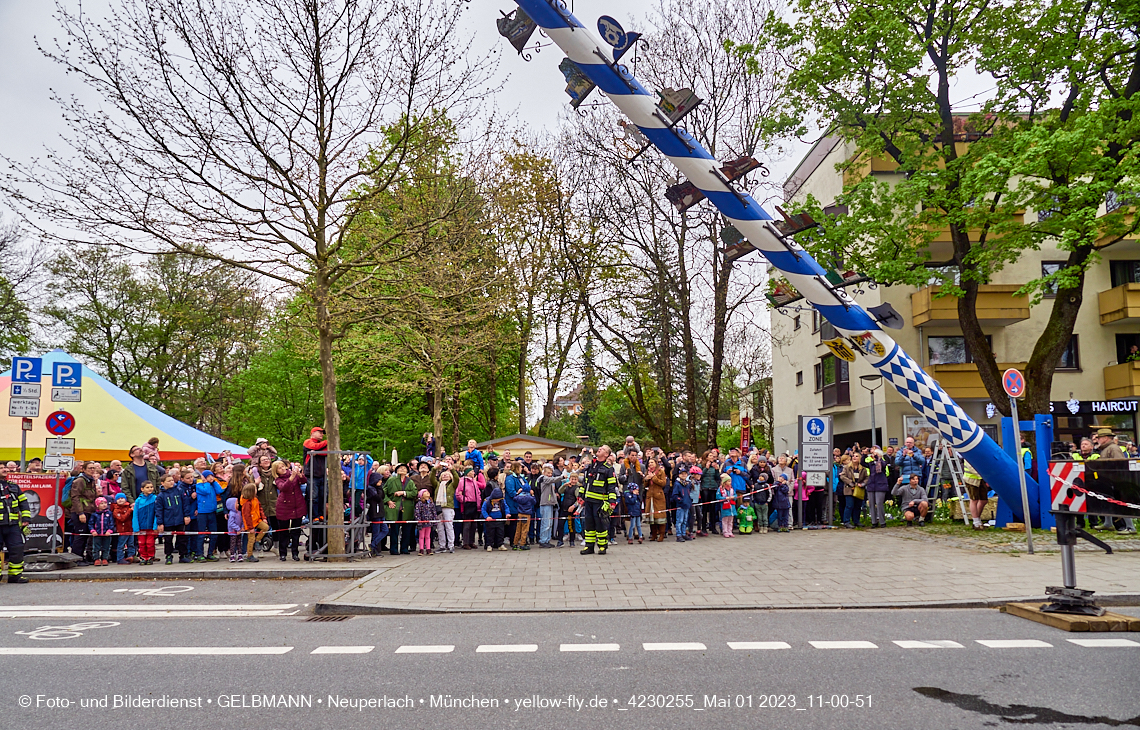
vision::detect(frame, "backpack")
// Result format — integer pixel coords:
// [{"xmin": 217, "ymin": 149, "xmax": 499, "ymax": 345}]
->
[{"xmin": 61, "ymin": 475, "xmax": 76, "ymax": 509}]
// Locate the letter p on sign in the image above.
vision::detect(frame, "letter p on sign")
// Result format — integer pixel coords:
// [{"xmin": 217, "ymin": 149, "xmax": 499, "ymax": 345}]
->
[
  {"xmin": 52, "ymin": 362, "xmax": 81, "ymax": 387},
  {"xmin": 11, "ymin": 357, "xmax": 42, "ymax": 383}
]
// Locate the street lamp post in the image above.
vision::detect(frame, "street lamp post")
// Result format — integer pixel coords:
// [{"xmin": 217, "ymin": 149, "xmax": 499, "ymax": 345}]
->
[{"xmin": 860, "ymin": 374, "xmax": 884, "ymax": 448}]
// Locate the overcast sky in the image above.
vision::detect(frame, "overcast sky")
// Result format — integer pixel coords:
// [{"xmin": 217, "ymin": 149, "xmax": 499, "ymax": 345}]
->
[{"xmin": 0, "ymin": 0, "xmax": 807, "ymax": 203}]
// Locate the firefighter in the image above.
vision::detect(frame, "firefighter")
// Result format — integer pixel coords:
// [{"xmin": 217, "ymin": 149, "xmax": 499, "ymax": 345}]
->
[
  {"xmin": 580, "ymin": 445, "xmax": 618, "ymax": 556},
  {"xmin": 0, "ymin": 464, "xmax": 31, "ymax": 583}
]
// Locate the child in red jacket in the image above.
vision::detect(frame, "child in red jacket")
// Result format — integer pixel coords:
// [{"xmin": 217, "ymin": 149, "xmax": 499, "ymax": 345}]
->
[
  {"xmin": 240, "ymin": 482, "xmax": 268, "ymax": 563},
  {"xmin": 111, "ymin": 493, "xmax": 135, "ymax": 564}
]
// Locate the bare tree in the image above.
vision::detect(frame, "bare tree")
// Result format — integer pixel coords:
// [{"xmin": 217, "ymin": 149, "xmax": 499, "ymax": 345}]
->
[{"xmin": 3, "ymin": 0, "xmax": 495, "ymax": 557}]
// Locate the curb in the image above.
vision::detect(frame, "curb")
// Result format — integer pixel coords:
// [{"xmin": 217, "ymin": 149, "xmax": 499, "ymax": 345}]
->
[
  {"xmin": 26, "ymin": 567, "xmax": 375, "ymax": 581},
  {"xmin": 314, "ymin": 592, "xmax": 1140, "ymax": 616}
]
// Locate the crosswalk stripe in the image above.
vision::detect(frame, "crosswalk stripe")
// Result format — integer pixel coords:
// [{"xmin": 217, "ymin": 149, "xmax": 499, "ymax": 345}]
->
[
  {"xmin": 0, "ymin": 611, "xmax": 300, "ymax": 618},
  {"xmin": 893, "ymin": 640, "xmax": 964, "ymax": 649},
  {"xmin": 0, "ymin": 605, "xmax": 299, "ymax": 611},
  {"xmin": 0, "ymin": 647, "xmax": 293, "ymax": 655},
  {"xmin": 560, "ymin": 643, "xmax": 620, "ymax": 652},
  {"xmin": 643, "ymin": 642, "xmax": 706, "ymax": 651},
  {"xmin": 311, "ymin": 646, "xmax": 374, "ymax": 654},
  {"xmin": 975, "ymin": 640, "xmax": 1052, "ymax": 648},
  {"xmin": 476, "ymin": 644, "xmax": 538, "ymax": 653},
  {"xmin": 810, "ymin": 641, "xmax": 878, "ymax": 649},
  {"xmin": 727, "ymin": 642, "xmax": 791, "ymax": 650},
  {"xmin": 1066, "ymin": 638, "xmax": 1140, "ymax": 648},
  {"xmin": 395, "ymin": 645, "xmax": 454, "ymax": 654}
]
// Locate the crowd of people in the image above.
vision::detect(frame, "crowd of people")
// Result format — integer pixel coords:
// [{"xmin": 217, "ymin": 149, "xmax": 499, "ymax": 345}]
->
[{"xmin": 2, "ymin": 423, "xmax": 1136, "ymax": 576}]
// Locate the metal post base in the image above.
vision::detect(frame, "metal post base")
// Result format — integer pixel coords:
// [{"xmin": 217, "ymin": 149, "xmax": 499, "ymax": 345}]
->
[{"xmin": 1039, "ymin": 586, "xmax": 1106, "ymax": 617}]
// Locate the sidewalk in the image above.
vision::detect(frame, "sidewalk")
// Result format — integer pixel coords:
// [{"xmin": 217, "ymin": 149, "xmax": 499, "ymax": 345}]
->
[
  {"xmin": 25, "ymin": 554, "xmax": 415, "ymax": 581},
  {"xmin": 315, "ymin": 528, "xmax": 1140, "ymax": 614}
]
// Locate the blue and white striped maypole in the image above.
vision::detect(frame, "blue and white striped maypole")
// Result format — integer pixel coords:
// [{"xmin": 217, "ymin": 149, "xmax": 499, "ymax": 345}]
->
[{"xmin": 512, "ymin": 0, "xmax": 1040, "ymax": 522}]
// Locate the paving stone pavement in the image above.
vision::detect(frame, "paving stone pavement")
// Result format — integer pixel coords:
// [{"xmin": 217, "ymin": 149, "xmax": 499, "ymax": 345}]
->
[{"xmin": 316, "ymin": 528, "xmax": 1140, "ymax": 613}]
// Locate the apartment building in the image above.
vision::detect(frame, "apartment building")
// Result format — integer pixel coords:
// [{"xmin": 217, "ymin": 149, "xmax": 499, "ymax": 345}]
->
[{"xmin": 770, "ymin": 136, "xmax": 1140, "ymax": 455}]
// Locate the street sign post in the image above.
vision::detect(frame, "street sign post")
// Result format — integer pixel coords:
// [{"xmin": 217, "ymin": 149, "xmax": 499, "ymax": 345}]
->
[
  {"xmin": 52, "ymin": 362, "xmax": 82, "ymax": 388},
  {"xmin": 10, "ymin": 357, "xmax": 42, "ymax": 383},
  {"xmin": 9, "ymin": 398, "xmax": 40, "ymax": 418},
  {"xmin": 11, "ymin": 383, "xmax": 41, "ymax": 398},
  {"xmin": 51, "ymin": 388, "xmax": 82, "ymax": 403},
  {"xmin": 45, "ymin": 411, "xmax": 76, "ymax": 437},
  {"xmin": 45, "ymin": 438, "xmax": 75, "ymax": 455},
  {"xmin": 1003, "ymin": 367, "xmax": 1034, "ymax": 554},
  {"xmin": 798, "ymin": 415, "xmax": 833, "ymax": 527},
  {"xmin": 43, "ymin": 455, "xmax": 74, "ymax": 472}
]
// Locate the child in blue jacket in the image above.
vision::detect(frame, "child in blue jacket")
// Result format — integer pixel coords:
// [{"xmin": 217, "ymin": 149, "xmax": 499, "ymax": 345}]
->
[
  {"xmin": 481, "ymin": 487, "xmax": 511, "ymax": 551},
  {"xmin": 194, "ymin": 470, "xmax": 226, "ymax": 562},
  {"xmin": 771, "ymin": 474, "xmax": 792, "ymax": 533},
  {"xmin": 156, "ymin": 473, "xmax": 192, "ymax": 564},
  {"xmin": 671, "ymin": 473, "xmax": 694, "ymax": 542},
  {"xmin": 225, "ymin": 497, "xmax": 244, "ymax": 562},
  {"xmin": 132, "ymin": 481, "xmax": 159, "ymax": 565},
  {"xmin": 622, "ymin": 484, "xmax": 643, "ymax": 544},
  {"xmin": 88, "ymin": 496, "xmax": 116, "ymax": 565}
]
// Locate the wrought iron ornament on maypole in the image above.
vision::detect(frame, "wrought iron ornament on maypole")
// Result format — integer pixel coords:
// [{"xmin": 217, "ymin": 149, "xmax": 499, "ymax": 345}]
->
[{"xmin": 499, "ymin": 0, "xmax": 1041, "ymax": 520}]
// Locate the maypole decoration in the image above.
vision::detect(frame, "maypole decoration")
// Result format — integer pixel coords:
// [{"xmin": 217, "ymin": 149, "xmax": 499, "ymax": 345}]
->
[{"xmin": 502, "ymin": 0, "xmax": 1043, "ymax": 523}]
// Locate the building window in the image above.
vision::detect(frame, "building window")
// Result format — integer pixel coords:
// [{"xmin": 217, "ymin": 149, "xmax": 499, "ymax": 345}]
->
[
  {"xmin": 928, "ymin": 335, "xmax": 993, "ymax": 365},
  {"xmin": 817, "ymin": 354, "xmax": 850, "ymax": 407},
  {"xmin": 1037, "ymin": 195, "xmax": 1061, "ymax": 222},
  {"xmin": 794, "ymin": 315, "xmax": 801, "ymax": 330},
  {"xmin": 796, "ymin": 371, "xmax": 803, "ymax": 386},
  {"xmin": 1110, "ymin": 260, "xmax": 1140, "ymax": 288},
  {"xmin": 1058, "ymin": 335, "xmax": 1080, "ymax": 370},
  {"xmin": 1041, "ymin": 261, "xmax": 1065, "ymax": 297},
  {"xmin": 1107, "ymin": 190, "xmax": 1138, "ymax": 214},
  {"xmin": 812, "ymin": 310, "xmax": 821, "ymax": 333},
  {"xmin": 819, "ymin": 320, "xmax": 837, "ymax": 342}
]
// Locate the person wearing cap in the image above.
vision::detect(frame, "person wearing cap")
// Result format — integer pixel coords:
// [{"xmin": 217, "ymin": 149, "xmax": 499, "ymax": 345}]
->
[
  {"xmin": 247, "ymin": 438, "xmax": 278, "ymax": 464},
  {"xmin": 303, "ymin": 427, "xmax": 328, "ymax": 521},
  {"xmin": 1093, "ymin": 429, "xmax": 1135, "ymax": 533}
]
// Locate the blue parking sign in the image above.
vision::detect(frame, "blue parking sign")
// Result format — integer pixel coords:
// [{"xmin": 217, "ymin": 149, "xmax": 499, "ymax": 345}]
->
[
  {"xmin": 11, "ymin": 357, "xmax": 42, "ymax": 383},
  {"xmin": 52, "ymin": 362, "xmax": 82, "ymax": 388}
]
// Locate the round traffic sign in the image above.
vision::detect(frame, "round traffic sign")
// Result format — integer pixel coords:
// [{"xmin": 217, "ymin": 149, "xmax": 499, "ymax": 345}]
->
[
  {"xmin": 46, "ymin": 410, "xmax": 76, "ymax": 436},
  {"xmin": 1002, "ymin": 368, "xmax": 1025, "ymax": 399}
]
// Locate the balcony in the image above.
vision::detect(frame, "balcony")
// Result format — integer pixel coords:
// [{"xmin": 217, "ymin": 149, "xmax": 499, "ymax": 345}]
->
[
  {"xmin": 1098, "ymin": 283, "xmax": 1140, "ymax": 324},
  {"xmin": 925, "ymin": 362, "xmax": 1028, "ymax": 400},
  {"xmin": 911, "ymin": 285, "xmax": 1030, "ymax": 327},
  {"xmin": 1104, "ymin": 361, "xmax": 1140, "ymax": 399},
  {"xmin": 821, "ymin": 381, "xmax": 851, "ymax": 409}
]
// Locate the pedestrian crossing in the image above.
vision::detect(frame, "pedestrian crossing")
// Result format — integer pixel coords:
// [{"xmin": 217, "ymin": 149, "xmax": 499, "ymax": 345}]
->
[{"xmin": 4, "ymin": 638, "xmax": 1133, "ymax": 657}]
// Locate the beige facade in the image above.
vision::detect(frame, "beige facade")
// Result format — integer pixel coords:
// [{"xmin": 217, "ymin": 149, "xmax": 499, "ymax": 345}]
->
[{"xmin": 771, "ymin": 137, "xmax": 1140, "ymax": 454}]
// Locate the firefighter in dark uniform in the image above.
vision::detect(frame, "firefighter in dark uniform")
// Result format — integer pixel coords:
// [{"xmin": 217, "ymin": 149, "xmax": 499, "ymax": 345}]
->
[
  {"xmin": 0, "ymin": 464, "xmax": 31, "ymax": 583},
  {"xmin": 580, "ymin": 445, "xmax": 618, "ymax": 556}
]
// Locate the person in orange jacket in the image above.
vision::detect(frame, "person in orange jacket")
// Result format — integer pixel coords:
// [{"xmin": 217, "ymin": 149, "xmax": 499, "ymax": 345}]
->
[{"xmin": 239, "ymin": 482, "xmax": 268, "ymax": 563}]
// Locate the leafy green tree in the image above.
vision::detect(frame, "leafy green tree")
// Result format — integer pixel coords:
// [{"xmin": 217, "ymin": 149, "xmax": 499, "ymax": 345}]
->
[
  {"xmin": 43, "ymin": 247, "xmax": 265, "ymax": 435},
  {"xmin": 732, "ymin": 0, "xmax": 1140, "ymax": 417}
]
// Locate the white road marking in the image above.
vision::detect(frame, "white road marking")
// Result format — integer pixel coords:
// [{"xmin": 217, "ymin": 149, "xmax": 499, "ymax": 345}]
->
[
  {"xmin": 643, "ymin": 642, "xmax": 706, "ymax": 651},
  {"xmin": 976, "ymin": 639, "xmax": 1052, "ymax": 648},
  {"xmin": 311, "ymin": 646, "xmax": 374, "ymax": 654},
  {"xmin": 727, "ymin": 641, "xmax": 791, "ymax": 650},
  {"xmin": 0, "ymin": 647, "xmax": 292, "ymax": 655},
  {"xmin": 476, "ymin": 644, "xmax": 538, "ymax": 653},
  {"xmin": 810, "ymin": 641, "xmax": 878, "ymax": 649},
  {"xmin": 560, "ymin": 643, "xmax": 620, "ymax": 652},
  {"xmin": 394, "ymin": 645, "xmax": 454, "ymax": 654},
  {"xmin": 893, "ymin": 640, "xmax": 964, "ymax": 649},
  {"xmin": 0, "ymin": 604, "xmax": 300, "ymax": 619},
  {"xmin": 1067, "ymin": 638, "xmax": 1140, "ymax": 648}
]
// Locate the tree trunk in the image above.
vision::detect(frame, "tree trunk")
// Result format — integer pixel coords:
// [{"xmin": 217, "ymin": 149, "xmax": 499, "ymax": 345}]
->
[
  {"xmin": 432, "ymin": 385, "xmax": 444, "ymax": 458},
  {"xmin": 660, "ymin": 283, "xmax": 674, "ymax": 451},
  {"xmin": 1024, "ymin": 247, "xmax": 1090, "ymax": 417},
  {"xmin": 957, "ymin": 273, "xmax": 1008, "ymax": 416},
  {"xmin": 488, "ymin": 347, "xmax": 498, "ymax": 439},
  {"xmin": 517, "ymin": 341, "xmax": 527, "ymax": 434},
  {"xmin": 678, "ymin": 237, "xmax": 699, "ymax": 452},
  {"xmin": 452, "ymin": 377, "xmax": 461, "ymax": 454},
  {"xmin": 705, "ymin": 249, "xmax": 732, "ymax": 449},
  {"xmin": 315, "ymin": 273, "xmax": 344, "ymax": 559}
]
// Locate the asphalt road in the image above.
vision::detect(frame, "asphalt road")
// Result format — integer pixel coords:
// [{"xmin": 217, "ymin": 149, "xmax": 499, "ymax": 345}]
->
[{"xmin": 0, "ymin": 581, "xmax": 1136, "ymax": 729}]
